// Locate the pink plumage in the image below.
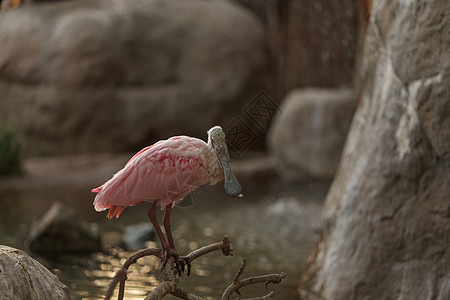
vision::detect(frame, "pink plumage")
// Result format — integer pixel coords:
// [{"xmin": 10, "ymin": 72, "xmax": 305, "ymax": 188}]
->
[
  {"xmin": 92, "ymin": 126, "xmax": 242, "ymax": 275},
  {"xmin": 92, "ymin": 135, "xmax": 224, "ymax": 219}
]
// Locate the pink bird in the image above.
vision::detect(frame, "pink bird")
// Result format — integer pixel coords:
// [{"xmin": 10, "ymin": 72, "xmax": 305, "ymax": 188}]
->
[{"xmin": 92, "ymin": 126, "xmax": 242, "ymax": 274}]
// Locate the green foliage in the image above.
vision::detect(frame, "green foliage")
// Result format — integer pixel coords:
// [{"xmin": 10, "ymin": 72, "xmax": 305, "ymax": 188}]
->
[{"xmin": 0, "ymin": 127, "xmax": 22, "ymax": 177}]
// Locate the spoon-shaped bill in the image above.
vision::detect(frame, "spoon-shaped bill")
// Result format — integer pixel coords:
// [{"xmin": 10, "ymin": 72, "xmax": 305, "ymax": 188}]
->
[
  {"xmin": 220, "ymin": 156, "xmax": 243, "ymax": 197},
  {"xmin": 209, "ymin": 127, "xmax": 243, "ymax": 197}
]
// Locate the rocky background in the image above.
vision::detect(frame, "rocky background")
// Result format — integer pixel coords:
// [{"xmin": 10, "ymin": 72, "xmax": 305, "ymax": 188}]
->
[
  {"xmin": 0, "ymin": 0, "xmax": 448, "ymax": 299},
  {"xmin": 299, "ymin": 0, "xmax": 450, "ymax": 299},
  {"xmin": 0, "ymin": 0, "xmax": 362, "ymax": 159},
  {"xmin": 0, "ymin": 0, "xmax": 268, "ymax": 154}
]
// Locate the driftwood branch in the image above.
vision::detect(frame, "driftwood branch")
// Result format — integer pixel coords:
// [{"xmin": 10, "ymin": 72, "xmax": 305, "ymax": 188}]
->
[{"xmin": 105, "ymin": 235, "xmax": 285, "ymax": 300}]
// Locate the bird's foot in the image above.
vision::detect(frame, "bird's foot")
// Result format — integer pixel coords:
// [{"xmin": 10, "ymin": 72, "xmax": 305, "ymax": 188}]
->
[
  {"xmin": 161, "ymin": 248, "xmax": 191, "ymax": 276},
  {"xmin": 179, "ymin": 255, "xmax": 191, "ymax": 277}
]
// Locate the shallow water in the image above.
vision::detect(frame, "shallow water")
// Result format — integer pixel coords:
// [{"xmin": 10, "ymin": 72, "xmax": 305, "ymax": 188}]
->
[{"xmin": 0, "ymin": 170, "xmax": 327, "ymax": 299}]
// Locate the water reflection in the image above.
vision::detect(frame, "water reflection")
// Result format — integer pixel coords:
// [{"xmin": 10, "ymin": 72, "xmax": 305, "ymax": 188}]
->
[{"xmin": 0, "ymin": 176, "xmax": 327, "ymax": 299}]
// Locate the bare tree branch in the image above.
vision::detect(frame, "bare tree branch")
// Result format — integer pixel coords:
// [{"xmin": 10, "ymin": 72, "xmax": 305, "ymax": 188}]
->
[
  {"xmin": 105, "ymin": 248, "xmax": 164, "ymax": 300},
  {"xmin": 221, "ymin": 259, "xmax": 286, "ymax": 300},
  {"xmin": 243, "ymin": 292, "xmax": 276, "ymax": 300},
  {"xmin": 170, "ymin": 287, "xmax": 206, "ymax": 300},
  {"xmin": 144, "ymin": 281, "xmax": 175, "ymax": 300},
  {"xmin": 186, "ymin": 235, "xmax": 233, "ymax": 263},
  {"xmin": 104, "ymin": 235, "xmax": 285, "ymax": 300}
]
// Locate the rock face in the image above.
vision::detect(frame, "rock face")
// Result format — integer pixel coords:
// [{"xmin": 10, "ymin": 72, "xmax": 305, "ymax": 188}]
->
[
  {"xmin": 299, "ymin": 0, "xmax": 450, "ymax": 299},
  {"xmin": 0, "ymin": 0, "xmax": 266, "ymax": 154},
  {"xmin": 0, "ymin": 245, "xmax": 70, "ymax": 299},
  {"xmin": 28, "ymin": 202, "xmax": 101, "ymax": 254},
  {"xmin": 268, "ymin": 88, "xmax": 356, "ymax": 181}
]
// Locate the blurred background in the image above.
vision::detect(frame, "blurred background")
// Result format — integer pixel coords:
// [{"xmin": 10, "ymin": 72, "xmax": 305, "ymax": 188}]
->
[
  {"xmin": 1, "ymin": 0, "xmax": 363, "ymax": 298},
  {"xmin": 3, "ymin": 0, "xmax": 446, "ymax": 300}
]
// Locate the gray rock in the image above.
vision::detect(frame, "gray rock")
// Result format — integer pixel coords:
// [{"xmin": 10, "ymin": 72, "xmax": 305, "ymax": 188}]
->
[
  {"xmin": 300, "ymin": 0, "xmax": 450, "ymax": 299},
  {"xmin": 268, "ymin": 88, "xmax": 356, "ymax": 181},
  {"xmin": 123, "ymin": 223, "xmax": 155, "ymax": 250},
  {"xmin": 0, "ymin": 0, "xmax": 266, "ymax": 154},
  {"xmin": 28, "ymin": 202, "xmax": 101, "ymax": 254},
  {"xmin": 0, "ymin": 245, "xmax": 70, "ymax": 299}
]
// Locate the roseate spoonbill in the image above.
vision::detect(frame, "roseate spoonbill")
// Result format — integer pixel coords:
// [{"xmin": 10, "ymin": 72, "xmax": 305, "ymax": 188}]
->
[{"xmin": 92, "ymin": 126, "xmax": 242, "ymax": 275}]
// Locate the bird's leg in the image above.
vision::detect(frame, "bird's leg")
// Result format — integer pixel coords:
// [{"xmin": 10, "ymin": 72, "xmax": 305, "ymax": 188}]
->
[
  {"xmin": 148, "ymin": 202, "xmax": 170, "ymax": 251},
  {"xmin": 163, "ymin": 205, "xmax": 191, "ymax": 276},
  {"xmin": 163, "ymin": 205, "xmax": 176, "ymax": 249}
]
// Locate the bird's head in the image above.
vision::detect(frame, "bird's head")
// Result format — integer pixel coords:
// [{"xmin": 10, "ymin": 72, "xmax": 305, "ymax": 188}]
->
[{"xmin": 207, "ymin": 126, "xmax": 243, "ymax": 197}]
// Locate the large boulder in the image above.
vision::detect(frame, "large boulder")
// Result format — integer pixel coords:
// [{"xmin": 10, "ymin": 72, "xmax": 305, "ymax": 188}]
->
[
  {"xmin": 299, "ymin": 0, "xmax": 449, "ymax": 299},
  {"xmin": 0, "ymin": 245, "xmax": 70, "ymax": 299},
  {"xmin": 268, "ymin": 88, "xmax": 356, "ymax": 181},
  {"xmin": 28, "ymin": 202, "xmax": 102, "ymax": 254},
  {"xmin": 0, "ymin": 0, "xmax": 267, "ymax": 154}
]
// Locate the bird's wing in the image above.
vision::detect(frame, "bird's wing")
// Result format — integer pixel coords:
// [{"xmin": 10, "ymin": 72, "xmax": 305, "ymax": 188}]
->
[
  {"xmin": 130, "ymin": 147, "xmax": 205, "ymax": 206},
  {"xmin": 93, "ymin": 139, "xmax": 207, "ymax": 211}
]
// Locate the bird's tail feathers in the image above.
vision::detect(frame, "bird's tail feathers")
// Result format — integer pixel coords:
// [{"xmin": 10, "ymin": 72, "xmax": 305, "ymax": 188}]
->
[
  {"xmin": 106, "ymin": 205, "xmax": 125, "ymax": 219},
  {"xmin": 91, "ymin": 185, "xmax": 104, "ymax": 193}
]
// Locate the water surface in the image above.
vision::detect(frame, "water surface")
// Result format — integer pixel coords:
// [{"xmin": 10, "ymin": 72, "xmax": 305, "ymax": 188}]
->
[{"xmin": 0, "ymin": 157, "xmax": 327, "ymax": 299}]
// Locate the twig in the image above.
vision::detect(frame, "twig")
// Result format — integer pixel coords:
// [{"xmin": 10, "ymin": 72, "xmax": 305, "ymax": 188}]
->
[
  {"xmin": 233, "ymin": 258, "xmax": 247, "ymax": 289},
  {"xmin": 221, "ymin": 259, "xmax": 286, "ymax": 300}
]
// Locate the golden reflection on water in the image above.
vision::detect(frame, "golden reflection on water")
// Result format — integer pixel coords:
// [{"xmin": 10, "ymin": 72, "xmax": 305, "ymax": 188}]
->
[
  {"xmin": 0, "ymin": 181, "xmax": 328, "ymax": 299},
  {"xmin": 79, "ymin": 231, "xmax": 239, "ymax": 299},
  {"xmin": 61, "ymin": 194, "xmax": 323, "ymax": 299},
  {"xmin": 80, "ymin": 247, "xmax": 162, "ymax": 299}
]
